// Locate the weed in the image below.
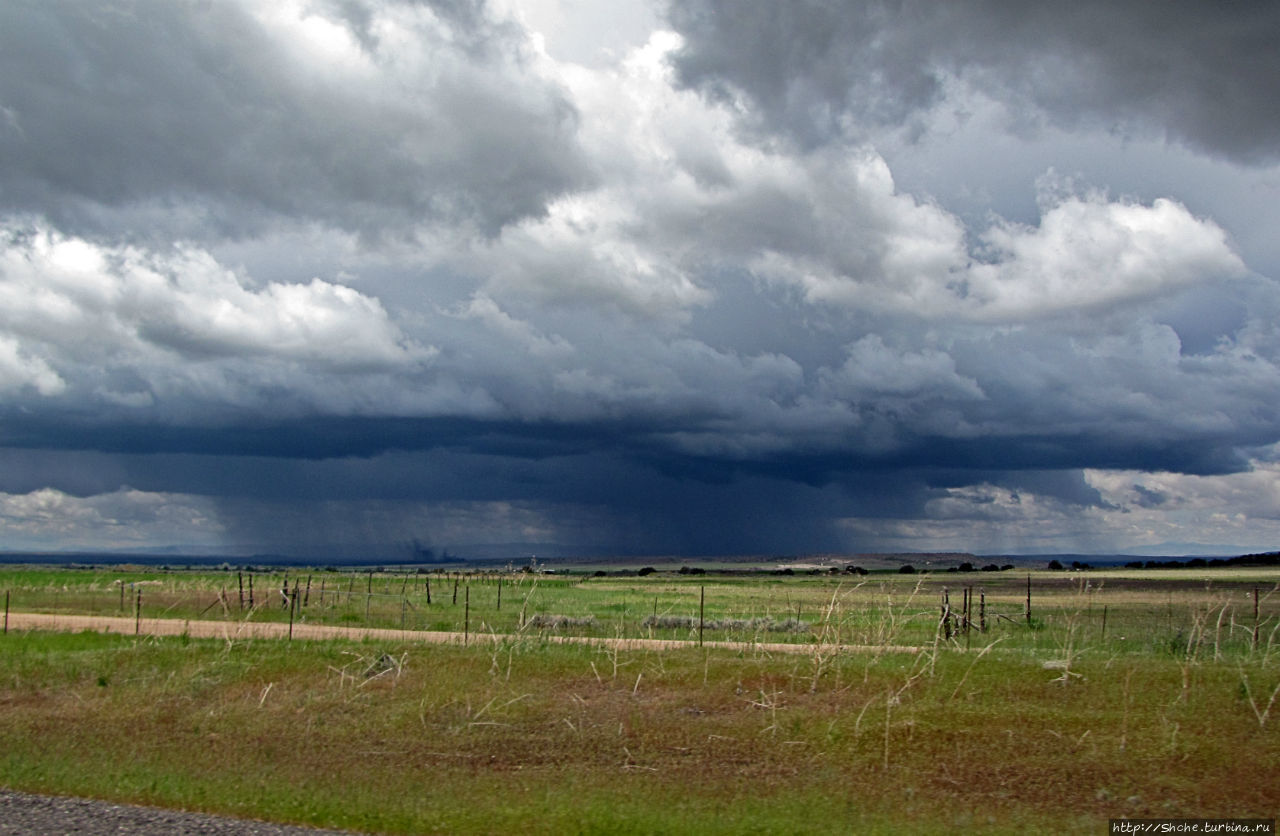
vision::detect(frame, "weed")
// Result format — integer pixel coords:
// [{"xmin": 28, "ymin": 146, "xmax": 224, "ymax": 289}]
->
[{"xmin": 1239, "ymin": 668, "xmax": 1280, "ymax": 729}]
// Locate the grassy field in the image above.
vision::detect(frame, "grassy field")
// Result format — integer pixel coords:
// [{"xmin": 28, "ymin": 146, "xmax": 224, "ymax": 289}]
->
[{"xmin": 1, "ymin": 564, "xmax": 1278, "ymax": 833}]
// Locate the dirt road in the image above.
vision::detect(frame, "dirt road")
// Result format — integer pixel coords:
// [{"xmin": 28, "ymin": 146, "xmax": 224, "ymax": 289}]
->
[{"xmin": 4, "ymin": 611, "xmax": 920, "ymax": 655}]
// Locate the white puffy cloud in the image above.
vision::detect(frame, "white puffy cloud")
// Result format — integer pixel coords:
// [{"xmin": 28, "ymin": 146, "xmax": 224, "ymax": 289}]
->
[
  {"xmin": 454, "ymin": 31, "xmax": 720, "ymax": 320},
  {"xmin": 822, "ymin": 335, "xmax": 983, "ymax": 400},
  {"xmin": 747, "ymin": 180, "xmax": 1245, "ymax": 321},
  {"xmin": 450, "ymin": 293, "xmax": 573, "ymax": 359},
  {"xmin": 0, "ymin": 335, "xmax": 64, "ymax": 395},
  {"xmin": 466, "ymin": 189, "xmax": 715, "ymax": 320},
  {"xmin": 964, "ymin": 190, "xmax": 1246, "ymax": 320},
  {"xmin": 0, "ymin": 487, "xmax": 223, "ymax": 551},
  {"xmin": 0, "ymin": 221, "xmax": 430, "ymax": 409}
]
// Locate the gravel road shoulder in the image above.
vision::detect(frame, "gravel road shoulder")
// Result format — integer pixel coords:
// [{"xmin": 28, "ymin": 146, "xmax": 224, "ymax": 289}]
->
[{"xmin": 0, "ymin": 789, "xmax": 363, "ymax": 835}]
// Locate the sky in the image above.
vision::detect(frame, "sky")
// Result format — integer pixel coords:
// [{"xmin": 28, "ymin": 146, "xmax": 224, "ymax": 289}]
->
[{"xmin": 1, "ymin": 0, "xmax": 1279, "ymax": 559}]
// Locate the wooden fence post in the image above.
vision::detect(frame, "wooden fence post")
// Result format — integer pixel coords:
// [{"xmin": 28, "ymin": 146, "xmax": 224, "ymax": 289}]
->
[
  {"xmin": 1025, "ymin": 575, "xmax": 1032, "ymax": 625},
  {"xmin": 4, "ymin": 590, "xmax": 8, "ymax": 635},
  {"xmin": 699, "ymin": 586, "xmax": 706, "ymax": 647},
  {"xmin": 942, "ymin": 588, "xmax": 952, "ymax": 642},
  {"xmin": 964, "ymin": 587, "xmax": 972, "ymax": 649},
  {"xmin": 942, "ymin": 588, "xmax": 952, "ymax": 641},
  {"xmin": 135, "ymin": 588, "xmax": 142, "ymax": 636},
  {"xmin": 464, "ymin": 585, "xmax": 470, "ymax": 646}
]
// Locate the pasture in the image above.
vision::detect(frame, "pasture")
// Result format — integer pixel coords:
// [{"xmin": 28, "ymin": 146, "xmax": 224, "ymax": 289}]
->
[{"xmin": 0, "ymin": 563, "xmax": 1277, "ymax": 833}]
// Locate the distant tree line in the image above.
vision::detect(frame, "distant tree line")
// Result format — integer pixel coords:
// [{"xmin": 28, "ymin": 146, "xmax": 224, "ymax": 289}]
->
[
  {"xmin": 1037, "ymin": 552, "xmax": 1280, "ymax": 571},
  {"xmin": 897, "ymin": 562, "xmax": 1014, "ymax": 575},
  {"xmin": 1121, "ymin": 552, "xmax": 1280, "ymax": 570},
  {"xmin": 1045, "ymin": 560, "xmax": 1092, "ymax": 571}
]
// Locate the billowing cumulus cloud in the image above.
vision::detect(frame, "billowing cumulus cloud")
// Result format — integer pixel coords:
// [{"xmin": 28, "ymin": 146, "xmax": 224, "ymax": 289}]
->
[
  {"xmin": 0, "ymin": 221, "xmax": 431, "ymax": 420},
  {"xmin": 962, "ymin": 189, "xmax": 1245, "ymax": 320},
  {"xmin": 0, "ymin": 0, "xmax": 591, "ymax": 239},
  {"xmin": 0, "ymin": 0, "xmax": 1278, "ymax": 558},
  {"xmin": 1, "ymin": 224, "xmax": 423, "ymax": 367},
  {"xmin": 0, "ymin": 335, "xmax": 65, "ymax": 395}
]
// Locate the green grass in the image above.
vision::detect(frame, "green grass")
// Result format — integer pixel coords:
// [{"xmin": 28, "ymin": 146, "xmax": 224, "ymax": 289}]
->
[
  {"xmin": 4, "ymin": 565, "xmax": 1276, "ymax": 653},
  {"xmin": 1, "ymin": 566, "xmax": 1279, "ymax": 833}
]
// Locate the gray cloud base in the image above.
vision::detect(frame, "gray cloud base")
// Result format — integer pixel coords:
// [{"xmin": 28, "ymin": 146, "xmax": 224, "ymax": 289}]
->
[{"xmin": 667, "ymin": 0, "xmax": 1280, "ymax": 164}]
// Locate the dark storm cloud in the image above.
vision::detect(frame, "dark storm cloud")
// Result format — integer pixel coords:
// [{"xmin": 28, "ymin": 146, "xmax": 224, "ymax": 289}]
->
[
  {"xmin": 0, "ymin": 0, "xmax": 592, "ymax": 238},
  {"xmin": 666, "ymin": 0, "xmax": 1280, "ymax": 163},
  {"xmin": 0, "ymin": 440, "xmax": 864, "ymax": 556},
  {"xmin": 0, "ymin": 408, "xmax": 1253, "ymax": 484},
  {"xmin": 2, "ymin": 0, "xmax": 1278, "ymax": 557}
]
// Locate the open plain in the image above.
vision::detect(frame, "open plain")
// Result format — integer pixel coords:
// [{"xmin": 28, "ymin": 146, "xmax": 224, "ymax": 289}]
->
[{"xmin": 0, "ymin": 564, "xmax": 1277, "ymax": 834}]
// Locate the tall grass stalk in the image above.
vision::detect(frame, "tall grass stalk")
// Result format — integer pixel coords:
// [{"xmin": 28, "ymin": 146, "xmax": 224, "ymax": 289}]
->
[{"xmin": 1238, "ymin": 669, "xmax": 1280, "ymax": 729}]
